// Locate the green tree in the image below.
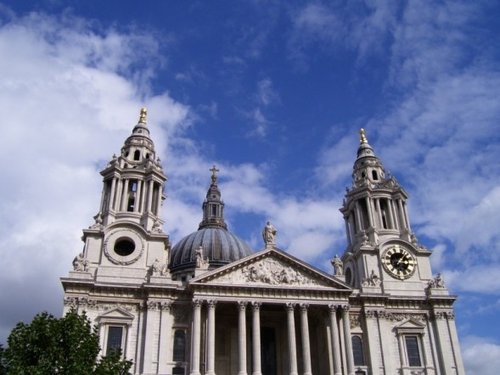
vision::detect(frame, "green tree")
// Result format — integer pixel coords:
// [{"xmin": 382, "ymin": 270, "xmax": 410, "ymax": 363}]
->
[{"xmin": 3, "ymin": 310, "xmax": 131, "ymax": 375}]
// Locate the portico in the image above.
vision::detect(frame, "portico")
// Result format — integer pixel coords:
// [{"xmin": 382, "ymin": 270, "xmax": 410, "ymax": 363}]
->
[{"xmin": 188, "ymin": 247, "xmax": 353, "ymax": 375}]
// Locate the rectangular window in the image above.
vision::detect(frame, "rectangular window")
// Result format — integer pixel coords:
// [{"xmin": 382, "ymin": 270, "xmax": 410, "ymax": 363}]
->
[
  {"xmin": 173, "ymin": 330, "xmax": 186, "ymax": 362},
  {"xmin": 405, "ymin": 336, "xmax": 422, "ymax": 367},
  {"xmin": 106, "ymin": 326, "xmax": 123, "ymax": 354}
]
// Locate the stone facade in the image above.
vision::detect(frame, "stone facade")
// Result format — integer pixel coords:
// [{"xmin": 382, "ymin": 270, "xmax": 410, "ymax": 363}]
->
[{"xmin": 61, "ymin": 114, "xmax": 465, "ymax": 375}]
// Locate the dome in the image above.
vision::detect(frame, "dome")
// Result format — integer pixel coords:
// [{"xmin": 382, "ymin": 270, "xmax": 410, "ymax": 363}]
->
[
  {"xmin": 169, "ymin": 166, "xmax": 253, "ymax": 273},
  {"xmin": 169, "ymin": 227, "xmax": 253, "ymax": 272}
]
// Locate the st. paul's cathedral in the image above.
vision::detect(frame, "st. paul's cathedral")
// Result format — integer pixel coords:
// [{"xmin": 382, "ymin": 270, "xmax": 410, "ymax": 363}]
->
[{"xmin": 61, "ymin": 109, "xmax": 465, "ymax": 375}]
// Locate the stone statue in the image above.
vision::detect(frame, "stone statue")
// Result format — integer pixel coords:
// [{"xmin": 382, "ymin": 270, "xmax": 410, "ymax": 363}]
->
[
  {"xmin": 331, "ymin": 255, "xmax": 343, "ymax": 276},
  {"xmin": 262, "ymin": 221, "xmax": 277, "ymax": 246},
  {"xmin": 362, "ymin": 270, "xmax": 381, "ymax": 287},
  {"xmin": 72, "ymin": 252, "xmax": 88, "ymax": 272},
  {"xmin": 195, "ymin": 246, "xmax": 209, "ymax": 269},
  {"xmin": 152, "ymin": 218, "xmax": 163, "ymax": 233},
  {"xmin": 151, "ymin": 258, "xmax": 163, "ymax": 276},
  {"xmin": 428, "ymin": 273, "xmax": 445, "ymax": 288}
]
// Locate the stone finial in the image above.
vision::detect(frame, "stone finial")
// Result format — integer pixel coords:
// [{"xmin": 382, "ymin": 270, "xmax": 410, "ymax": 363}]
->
[
  {"xmin": 209, "ymin": 165, "xmax": 219, "ymax": 184},
  {"xmin": 359, "ymin": 128, "xmax": 368, "ymax": 144},
  {"xmin": 139, "ymin": 107, "xmax": 147, "ymax": 124},
  {"xmin": 262, "ymin": 221, "xmax": 277, "ymax": 247}
]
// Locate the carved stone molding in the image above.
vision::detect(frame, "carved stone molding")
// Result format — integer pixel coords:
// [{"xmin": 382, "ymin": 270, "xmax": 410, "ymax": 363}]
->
[
  {"xmin": 215, "ymin": 257, "xmax": 326, "ymax": 286},
  {"xmin": 350, "ymin": 314, "xmax": 361, "ymax": 328},
  {"xmin": 379, "ymin": 312, "xmax": 428, "ymax": 322}
]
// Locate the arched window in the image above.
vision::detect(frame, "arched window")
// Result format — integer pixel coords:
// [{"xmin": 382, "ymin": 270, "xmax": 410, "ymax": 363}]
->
[
  {"xmin": 352, "ymin": 335, "xmax": 365, "ymax": 366},
  {"xmin": 134, "ymin": 150, "xmax": 140, "ymax": 161},
  {"xmin": 345, "ymin": 267, "xmax": 353, "ymax": 286},
  {"xmin": 372, "ymin": 170, "xmax": 378, "ymax": 180},
  {"xmin": 173, "ymin": 330, "xmax": 186, "ymax": 362}
]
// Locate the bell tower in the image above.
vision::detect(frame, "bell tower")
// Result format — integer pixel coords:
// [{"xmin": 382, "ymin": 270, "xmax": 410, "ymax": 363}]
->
[
  {"xmin": 98, "ymin": 108, "xmax": 167, "ymax": 232},
  {"xmin": 340, "ymin": 129, "xmax": 433, "ymax": 295},
  {"xmin": 66, "ymin": 108, "xmax": 170, "ymax": 285}
]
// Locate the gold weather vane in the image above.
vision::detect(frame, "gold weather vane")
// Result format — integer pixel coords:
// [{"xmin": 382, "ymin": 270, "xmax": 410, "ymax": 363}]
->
[
  {"xmin": 139, "ymin": 107, "xmax": 147, "ymax": 124},
  {"xmin": 359, "ymin": 128, "xmax": 368, "ymax": 144},
  {"xmin": 210, "ymin": 165, "xmax": 219, "ymax": 184}
]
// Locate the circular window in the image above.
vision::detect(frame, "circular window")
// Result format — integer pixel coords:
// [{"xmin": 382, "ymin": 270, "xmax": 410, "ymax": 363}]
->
[
  {"xmin": 114, "ymin": 238, "xmax": 135, "ymax": 256},
  {"xmin": 104, "ymin": 229, "xmax": 144, "ymax": 265}
]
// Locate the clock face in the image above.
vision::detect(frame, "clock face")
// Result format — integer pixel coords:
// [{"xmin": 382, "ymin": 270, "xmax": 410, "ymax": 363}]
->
[{"xmin": 382, "ymin": 245, "xmax": 416, "ymax": 280}]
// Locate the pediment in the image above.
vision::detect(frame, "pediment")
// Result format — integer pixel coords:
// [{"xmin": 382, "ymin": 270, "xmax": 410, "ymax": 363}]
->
[
  {"xmin": 191, "ymin": 248, "xmax": 350, "ymax": 290},
  {"xmin": 394, "ymin": 318, "xmax": 426, "ymax": 331},
  {"xmin": 97, "ymin": 307, "xmax": 134, "ymax": 321}
]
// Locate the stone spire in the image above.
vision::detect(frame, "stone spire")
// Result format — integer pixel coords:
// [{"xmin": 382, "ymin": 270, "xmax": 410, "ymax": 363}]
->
[
  {"xmin": 199, "ymin": 165, "xmax": 227, "ymax": 229},
  {"xmin": 341, "ymin": 128, "xmax": 411, "ymax": 251},
  {"xmin": 96, "ymin": 108, "xmax": 167, "ymax": 231},
  {"xmin": 352, "ymin": 128, "xmax": 386, "ymax": 188}
]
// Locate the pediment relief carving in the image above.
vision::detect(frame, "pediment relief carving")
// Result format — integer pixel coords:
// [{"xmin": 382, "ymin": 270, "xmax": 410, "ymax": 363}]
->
[{"xmin": 204, "ymin": 256, "xmax": 331, "ymax": 287}]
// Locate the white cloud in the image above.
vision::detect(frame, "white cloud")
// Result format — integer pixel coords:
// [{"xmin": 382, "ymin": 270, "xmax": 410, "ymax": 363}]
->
[
  {"xmin": 462, "ymin": 336, "xmax": 500, "ymax": 375},
  {"xmin": 0, "ymin": 12, "xmax": 189, "ymax": 342}
]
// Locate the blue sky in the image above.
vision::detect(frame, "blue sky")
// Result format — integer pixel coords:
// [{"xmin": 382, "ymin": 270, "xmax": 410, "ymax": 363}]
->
[{"xmin": 0, "ymin": 1, "xmax": 499, "ymax": 373}]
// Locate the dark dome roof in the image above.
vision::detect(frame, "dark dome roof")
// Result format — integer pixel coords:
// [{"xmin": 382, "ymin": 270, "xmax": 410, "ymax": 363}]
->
[{"xmin": 170, "ymin": 227, "xmax": 253, "ymax": 272}]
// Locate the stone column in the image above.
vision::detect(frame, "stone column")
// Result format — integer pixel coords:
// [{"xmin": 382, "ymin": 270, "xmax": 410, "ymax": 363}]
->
[
  {"xmin": 238, "ymin": 301, "xmax": 248, "ymax": 375},
  {"xmin": 158, "ymin": 302, "xmax": 172, "ymax": 374},
  {"xmin": 143, "ymin": 301, "xmax": 160, "ymax": 374},
  {"xmin": 375, "ymin": 199, "xmax": 382, "ymax": 228},
  {"xmin": 286, "ymin": 303, "xmax": 298, "ymax": 375},
  {"xmin": 121, "ymin": 179, "xmax": 129, "ymax": 211},
  {"xmin": 108, "ymin": 177, "xmax": 117, "ymax": 212},
  {"xmin": 147, "ymin": 180, "xmax": 154, "ymax": 212},
  {"xmin": 366, "ymin": 196, "xmax": 374, "ymax": 227},
  {"xmin": 341, "ymin": 306, "xmax": 355, "ymax": 375},
  {"xmin": 300, "ymin": 304, "xmax": 312, "ymax": 375},
  {"xmin": 190, "ymin": 300, "xmax": 202, "ymax": 375},
  {"xmin": 328, "ymin": 305, "xmax": 342, "ymax": 375},
  {"xmin": 206, "ymin": 300, "xmax": 217, "ymax": 375},
  {"xmin": 252, "ymin": 302, "xmax": 262, "ymax": 375},
  {"xmin": 135, "ymin": 180, "xmax": 142, "ymax": 212},
  {"xmin": 364, "ymin": 310, "xmax": 381, "ymax": 374}
]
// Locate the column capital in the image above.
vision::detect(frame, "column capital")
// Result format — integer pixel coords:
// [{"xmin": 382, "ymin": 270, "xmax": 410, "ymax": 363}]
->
[
  {"xmin": 207, "ymin": 299, "xmax": 217, "ymax": 308},
  {"xmin": 237, "ymin": 301, "xmax": 248, "ymax": 310},
  {"xmin": 159, "ymin": 301, "xmax": 172, "ymax": 311},
  {"xmin": 285, "ymin": 302, "xmax": 296, "ymax": 311},
  {"xmin": 299, "ymin": 303, "xmax": 309, "ymax": 312},
  {"xmin": 328, "ymin": 303, "xmax": 342, "ymax": 312},
  {"xmin": 251, "ymin": 301, "xmax": 262, "ymax": 311},
  {"xmin": 193, "ymin": 299, "xmax": 203, "ymax": 308}
]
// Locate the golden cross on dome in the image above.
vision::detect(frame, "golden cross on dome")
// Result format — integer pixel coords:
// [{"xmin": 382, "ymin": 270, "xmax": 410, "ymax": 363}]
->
[
  {"xmin": 359, "ymin": 128, "xmax": 368, "ymax": 144},
  {"xmin": 210, "ymin": 165, "xmax": 219, "ymax": 184},
  {"xmin": 139, "ymin": 107, "xmax": 147, "ymax": 124}
]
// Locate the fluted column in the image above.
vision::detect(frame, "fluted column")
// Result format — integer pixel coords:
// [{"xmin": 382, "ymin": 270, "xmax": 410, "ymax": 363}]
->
[
  {"xmin": 206, "ymin": 300, "xmax": 217, "ymax": 375},
  {"xmin": 238, "ymin": 302, "xmax": 248, "ymax": 375},
  {"xmin": 190, "ymin": 300, "xmax": 202, "ymax": 375},
  {"xmin": 300, "ymin": 304, "xmax": 312, "ymax": 375},
  {"xmin": 286, "ymin": 303, "xmax": 298, "ymax": 375},
  {"xmin": 328, "ymin": 305, "xmax": 342, "ymax": 375},
  {"xmin": 341, "ymin": 306, "xmax": 355, "ymax": 375},
  {"xmin": 252, "ymin": 302, "xmax": 262, "ymax": 375}
]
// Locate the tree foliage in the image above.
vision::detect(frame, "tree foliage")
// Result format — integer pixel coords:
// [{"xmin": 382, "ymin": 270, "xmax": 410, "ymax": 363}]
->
[{"xmin": 2, "ymin": 310, "xmax": 131, "ymax": 375}]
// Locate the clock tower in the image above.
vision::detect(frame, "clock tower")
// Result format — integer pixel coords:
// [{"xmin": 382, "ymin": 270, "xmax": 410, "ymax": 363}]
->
[
  {"xmin": 339, "ymin": 129, "xmax": 464, "ymax": 374},
  {"xmin": 340, "ymin": 129, "xmax": 433, "ymax": 296}
]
